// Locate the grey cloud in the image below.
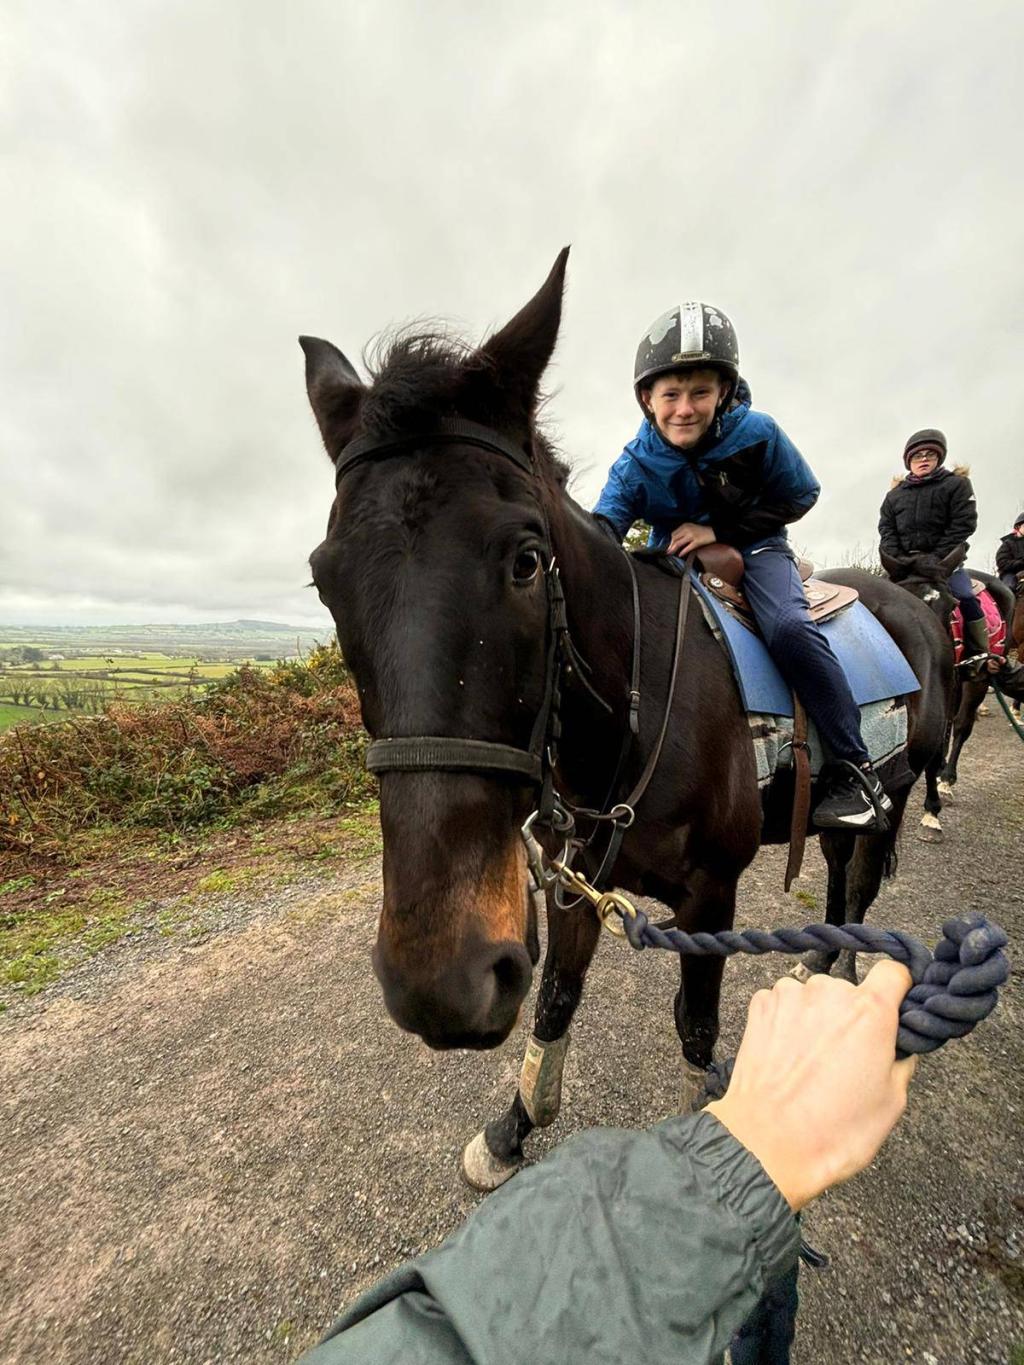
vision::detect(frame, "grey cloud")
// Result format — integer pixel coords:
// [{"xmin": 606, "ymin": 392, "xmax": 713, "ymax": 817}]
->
[{"xmin": 2, "ymin": 0, "xmax": 1022, "ymax": 627}]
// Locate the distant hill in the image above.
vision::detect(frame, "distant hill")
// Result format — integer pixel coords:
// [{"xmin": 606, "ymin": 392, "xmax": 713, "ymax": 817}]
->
[{"xmin": 0, "ymin": 621, "xmax": 331, "ymax": 662}]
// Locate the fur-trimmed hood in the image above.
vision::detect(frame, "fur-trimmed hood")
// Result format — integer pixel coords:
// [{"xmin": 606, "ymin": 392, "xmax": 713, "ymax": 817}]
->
[{"xmin": 889, "ymin": 463, "xmax": 970, "ymax": 490}]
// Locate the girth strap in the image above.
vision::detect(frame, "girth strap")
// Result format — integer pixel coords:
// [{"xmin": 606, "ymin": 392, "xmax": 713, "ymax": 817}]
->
[
  {"xmin": 365, "ymin": 737, "xmax": 543, "ymax": 781},
  {"xmin": 783, "ymin": 696, "xmax": 811, "ymax": 892}
]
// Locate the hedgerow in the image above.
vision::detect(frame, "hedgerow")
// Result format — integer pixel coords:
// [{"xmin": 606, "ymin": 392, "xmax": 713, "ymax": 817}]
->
[{"xmin": 0, "ymin": 644, "xmax": 373, "ymax": 859}]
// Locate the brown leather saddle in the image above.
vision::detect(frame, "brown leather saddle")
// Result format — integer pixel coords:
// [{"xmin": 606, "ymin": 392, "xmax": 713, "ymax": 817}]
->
[{"xmin": 696, "ymin": 543, "xmax": 859, "ymax": 630}]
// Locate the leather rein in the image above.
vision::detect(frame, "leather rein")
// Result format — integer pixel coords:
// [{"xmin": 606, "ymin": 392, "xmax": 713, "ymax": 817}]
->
[{"xmin": 334, "ymin": 417, "xmax": 693, "ymax": 878}]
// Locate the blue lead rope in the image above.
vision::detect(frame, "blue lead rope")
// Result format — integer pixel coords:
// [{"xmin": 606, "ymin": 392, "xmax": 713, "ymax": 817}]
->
[
  {"xmin": 616, "ymin": 911, "xmax": 1009, "ymax": 1060},
  {"xmin": 616, "ymin": 909, "xmax": 1014, "ymax": 1329}
]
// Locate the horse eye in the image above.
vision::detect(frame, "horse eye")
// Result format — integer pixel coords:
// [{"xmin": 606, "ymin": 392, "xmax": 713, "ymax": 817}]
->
[{"xmin": 512, "ymin": 548, "xmax": 542, "ymax": 584}]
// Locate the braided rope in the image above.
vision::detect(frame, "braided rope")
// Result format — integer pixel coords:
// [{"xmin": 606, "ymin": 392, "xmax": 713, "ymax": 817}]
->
[{"xmin": 619, "ymin": 911, "xmax": 1009, "ymax": 1060}]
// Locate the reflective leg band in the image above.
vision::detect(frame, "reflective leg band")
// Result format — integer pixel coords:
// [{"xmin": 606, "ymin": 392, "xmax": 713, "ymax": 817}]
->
[{"xmin": 518, "ymin": 1032, "xmax": 570, "ymax": 1127}]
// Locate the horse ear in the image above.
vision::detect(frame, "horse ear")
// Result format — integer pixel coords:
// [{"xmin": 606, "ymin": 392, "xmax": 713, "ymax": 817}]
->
[
  {"xmin": 480, "ymin": 247, "xmax": 570, "ymax": 417},
  {"xmin": 299, "ymin": 336, "xmax": 364, "ymax": 457},
  {"xmin": 939, "ymin": 546, "xmax": 965, "ymax": 575}
]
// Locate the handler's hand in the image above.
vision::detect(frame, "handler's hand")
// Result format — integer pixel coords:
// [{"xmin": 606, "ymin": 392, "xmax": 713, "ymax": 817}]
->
[
  {"xmin": 667, "ymin": 522, "xmax": 716, "ymax": 557},
  {"xmin": 706, "ymin": 961, "xmax": 916, "ymax": 1211}
]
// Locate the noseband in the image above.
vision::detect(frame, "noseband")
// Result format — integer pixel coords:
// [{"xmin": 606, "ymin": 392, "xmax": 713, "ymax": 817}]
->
[{"xmin": 334, "ymin": 418, "xmax": 571, "ymax": 794}]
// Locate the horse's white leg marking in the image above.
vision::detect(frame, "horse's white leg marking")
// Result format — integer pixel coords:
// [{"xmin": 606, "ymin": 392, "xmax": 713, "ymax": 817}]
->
[
  {"xmin": 518, "ymin": 1032, "xmax": 570, "ymax": 1127},
  {"xmin": 680, "ymin": 1057, "xmax": 707, "ymax": 1113},
  {"xmin": 916, "ymin": 810, "xmax": 943, "ymax": 843},
  {"xmin": 462, "ymin": 1130, "xmax": 522, "ymax": 1192},
  {"xmin": 937, "ymin": 780, "xmax": 955, "ymax": 800}
]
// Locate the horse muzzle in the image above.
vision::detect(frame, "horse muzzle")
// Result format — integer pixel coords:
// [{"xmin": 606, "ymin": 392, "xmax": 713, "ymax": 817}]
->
[{"xmin": 372, "ymin": 931, "xmax": 533, "ymax": 1049}]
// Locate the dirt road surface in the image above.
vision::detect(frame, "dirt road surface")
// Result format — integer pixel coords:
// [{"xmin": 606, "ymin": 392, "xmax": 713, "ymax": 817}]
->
[{"xmin": 2, "ymin": 719, "xmax": 1022, "ymax": 1364}]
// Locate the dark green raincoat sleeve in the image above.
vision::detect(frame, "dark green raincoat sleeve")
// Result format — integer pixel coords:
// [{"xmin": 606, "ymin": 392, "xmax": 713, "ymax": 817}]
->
[{"xmin": 299, "ymin": 1111, "xmax": 800, "ymax": 1365}]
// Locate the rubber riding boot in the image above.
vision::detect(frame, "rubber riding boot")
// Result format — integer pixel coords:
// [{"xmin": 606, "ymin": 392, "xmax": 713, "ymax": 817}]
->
[
  {"xmin": 812, "ymin": 761, "xmax": 894, "ymax": 832},
  {"xmin": 958, "ymin": 616, "xmax": 991, "ymax": 677}
]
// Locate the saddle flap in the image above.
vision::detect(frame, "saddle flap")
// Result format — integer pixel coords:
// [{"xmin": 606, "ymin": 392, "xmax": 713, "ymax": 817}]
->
[{"xmin": 700, "ymin": 572, "xmax": 859, "ymax": 627}]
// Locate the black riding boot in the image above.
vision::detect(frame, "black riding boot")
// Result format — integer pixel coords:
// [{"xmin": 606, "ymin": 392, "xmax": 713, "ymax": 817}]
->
[{"xmin": 958, "ymin": 616, "xmax": 991, "ymax": 676}]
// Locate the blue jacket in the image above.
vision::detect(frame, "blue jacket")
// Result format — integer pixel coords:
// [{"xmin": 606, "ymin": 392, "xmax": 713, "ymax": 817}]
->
[{"xmin": 593, "ymin": 404, "xmax": 820, "ymax": 553}]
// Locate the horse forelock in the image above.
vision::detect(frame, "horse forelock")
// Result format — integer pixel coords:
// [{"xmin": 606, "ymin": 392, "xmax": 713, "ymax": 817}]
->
[{"xmin": 360, "ymin": 327, "xmax": 569, "ymax": 487}]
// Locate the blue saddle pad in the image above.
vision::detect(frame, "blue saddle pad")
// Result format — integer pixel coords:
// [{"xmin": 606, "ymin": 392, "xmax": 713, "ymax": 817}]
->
[{"xmin": 693, "ymin": 576, "xmax": 921, "ymax": 717}]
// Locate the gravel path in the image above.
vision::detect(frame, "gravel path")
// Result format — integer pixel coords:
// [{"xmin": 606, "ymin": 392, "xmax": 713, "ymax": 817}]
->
[{"xmin": 2, "ymin": 718, "xmax": 1022, "ymax": 1364}]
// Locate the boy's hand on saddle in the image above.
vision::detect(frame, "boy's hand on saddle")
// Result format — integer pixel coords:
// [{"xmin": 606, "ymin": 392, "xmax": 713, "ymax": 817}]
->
[
  {"xmin": 706, "ymin": 961, "xmax": 916, "ymax": 1213},
  {"xmin": 668, "ymin": 522, "xmax": 716, "ymax": 556}
]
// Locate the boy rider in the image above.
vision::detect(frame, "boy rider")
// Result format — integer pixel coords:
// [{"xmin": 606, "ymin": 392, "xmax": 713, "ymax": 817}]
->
[{"xmin": 593, "ymin": 302, "xmax": 892, "ymax": 832}]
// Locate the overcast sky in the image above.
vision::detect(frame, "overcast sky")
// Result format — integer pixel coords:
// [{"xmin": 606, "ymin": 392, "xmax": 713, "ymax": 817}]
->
[{"xmin": 2, "ymin": 0, "xmax": 1021, "ymax": 627}]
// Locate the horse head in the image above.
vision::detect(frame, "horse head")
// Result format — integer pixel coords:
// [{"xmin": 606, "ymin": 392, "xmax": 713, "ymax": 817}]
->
[
  {"xmin": 880, "ymin": 547, "xmax": 962, "ymax": 624},
  {"xmin": 301, "ymin": 251, "xmax": 571, "ymax": 1049}
]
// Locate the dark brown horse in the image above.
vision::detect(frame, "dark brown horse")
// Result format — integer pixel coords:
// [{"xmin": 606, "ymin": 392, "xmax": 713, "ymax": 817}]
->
[
  {"xmin": 1010, "ymin": 574, "xmax": 1024, "ymax": 659},
  {"xmin": 881, "ymin": 552, "xmax": 1023, "ymax": 834},
  {"xmin": 302, "ymin": 252, "xmax": 952, "ymax": 1188}
]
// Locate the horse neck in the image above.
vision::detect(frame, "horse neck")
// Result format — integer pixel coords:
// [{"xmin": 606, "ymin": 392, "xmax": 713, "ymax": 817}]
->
[
  {"xmin": 546, "ymin": 494, "xmax": 689, "ymax": 802},
  {"xmin": 1013, "ymin": 593, "xmax": 1024, "ymax": 647},
  {"xmin": 550, "ymin": 496, "xmax": 635, "ymax": 696}
]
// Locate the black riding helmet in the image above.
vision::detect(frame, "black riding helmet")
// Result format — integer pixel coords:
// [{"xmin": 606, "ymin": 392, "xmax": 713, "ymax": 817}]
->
[
  {"xmin": 633, "ymin": 303, "xmax": 740, "ymax": 416},
  {"xmin": 903, "ymin": 428, "xmax": 947, "ymax": 470}
]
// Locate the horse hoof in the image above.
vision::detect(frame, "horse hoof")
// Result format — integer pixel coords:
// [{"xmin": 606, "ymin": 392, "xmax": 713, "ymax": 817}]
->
[
  {"xmin": 789, "ymin": 962, "xmax": 813, "ymax": 983},
  {"xmin": 462, "ymin": 1131, "xmax": 522, "ymax": 1192},
  {"xmin": 937, "ymin": 781, "xmax": 954, "ymax": 801},
  {"xmin": 917, "ymin": 813, "xmax": 943, "ymax": 843},
  {"xmin": 680, "ymin": 1058, "xmax": 708, "ymax": 1113},
  {"xmin": 976, "ymin": 703, "xmax": 990, "ymax": 717}
]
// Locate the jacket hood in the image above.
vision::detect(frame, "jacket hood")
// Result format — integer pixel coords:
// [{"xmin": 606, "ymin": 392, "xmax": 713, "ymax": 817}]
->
[{"xmin": 890, "ymin": 463, "xmax": 970, "ymax": 489}]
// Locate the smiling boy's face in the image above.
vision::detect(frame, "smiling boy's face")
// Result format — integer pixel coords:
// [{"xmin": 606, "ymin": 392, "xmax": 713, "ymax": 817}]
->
[{"xmin": 641, "ymin": 368, "xmax": 730, "ymax": 449}]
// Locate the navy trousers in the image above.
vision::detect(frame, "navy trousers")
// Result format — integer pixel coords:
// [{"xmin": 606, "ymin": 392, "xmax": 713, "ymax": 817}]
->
[
  {"xmin": 741, "ymin": 546, "xmax": 869, "ymax": 766},
  {"xmin": 948, "ymin": 567, "xmax": 985, "ymax": 622}
]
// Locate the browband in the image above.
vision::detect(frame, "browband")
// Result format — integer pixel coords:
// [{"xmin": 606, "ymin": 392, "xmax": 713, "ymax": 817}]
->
[{"xmin": 335, "ymin": 417, "xmax": 533, "ymax": 482}]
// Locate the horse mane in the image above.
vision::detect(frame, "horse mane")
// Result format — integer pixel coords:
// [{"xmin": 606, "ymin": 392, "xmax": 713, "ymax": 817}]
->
[{"xmin": 362, "ymin": 327, "xmax": 570, "ymax": 486}]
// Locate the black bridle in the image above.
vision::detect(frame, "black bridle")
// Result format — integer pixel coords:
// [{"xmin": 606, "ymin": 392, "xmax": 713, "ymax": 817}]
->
[
  {"xmin": 334, "ymin": 417, "xmax": 692, "ymax": 876},
  {"xmin": 335, "ymin": 419, "xmax": 573, "ymax": 806}
]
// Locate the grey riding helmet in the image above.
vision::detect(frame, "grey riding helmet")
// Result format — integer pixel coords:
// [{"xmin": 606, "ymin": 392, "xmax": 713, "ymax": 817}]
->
[
  {"xmin": 903, "ymin": 428, "xmax": 947, "ymax": 469},
  {"xmin": 633, "ymin": 303, "xmax": 740, "ymax": 413}
]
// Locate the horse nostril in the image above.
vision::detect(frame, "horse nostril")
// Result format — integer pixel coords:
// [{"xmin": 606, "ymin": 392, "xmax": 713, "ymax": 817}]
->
[{"xmin": 487, "ymin": 943, "xmax": 532, "ymax": 1004}]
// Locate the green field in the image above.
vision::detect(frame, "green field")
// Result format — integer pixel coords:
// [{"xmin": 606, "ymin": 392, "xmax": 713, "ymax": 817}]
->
[
  {"xmin": 0, "ymin": 703, "xmax": 47, "ymax": 729},
  {"xmin": 0, "ymin": 621, "xmax": 331, "ymax": 732}
]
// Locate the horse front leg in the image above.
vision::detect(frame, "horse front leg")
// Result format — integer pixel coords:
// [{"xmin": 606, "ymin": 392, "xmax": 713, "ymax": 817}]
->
[
  {"xmin": 462, "ymin": 888, "xmax": 601, "ymax": 1191},
  {"xmin": 671, "ymin": 868, "xmax": 737, "ymax": 1108},
  {"xmin": 939, "ymin": 679, "xmax": 983, "ymax": 796},
  {"xmin": 917, "ymin": 750, "xmax": 945, "ymax": 843},
  {"xmin": 792, "ymin": 829, "xmax": 856, "ymax": 980},
  {"xmin": 828, "ymin": 785, "xmax": 911, "ymax": 982}
]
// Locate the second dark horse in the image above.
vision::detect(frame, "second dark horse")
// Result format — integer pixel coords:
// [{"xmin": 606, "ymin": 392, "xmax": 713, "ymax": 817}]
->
[
  {"xmin": 302, "ymin": 251, "xmax": 953, "ymax": 1188},
  {"xmin": 881, "ymin": 551, "xmax": 1024, "ymax": 838}
]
